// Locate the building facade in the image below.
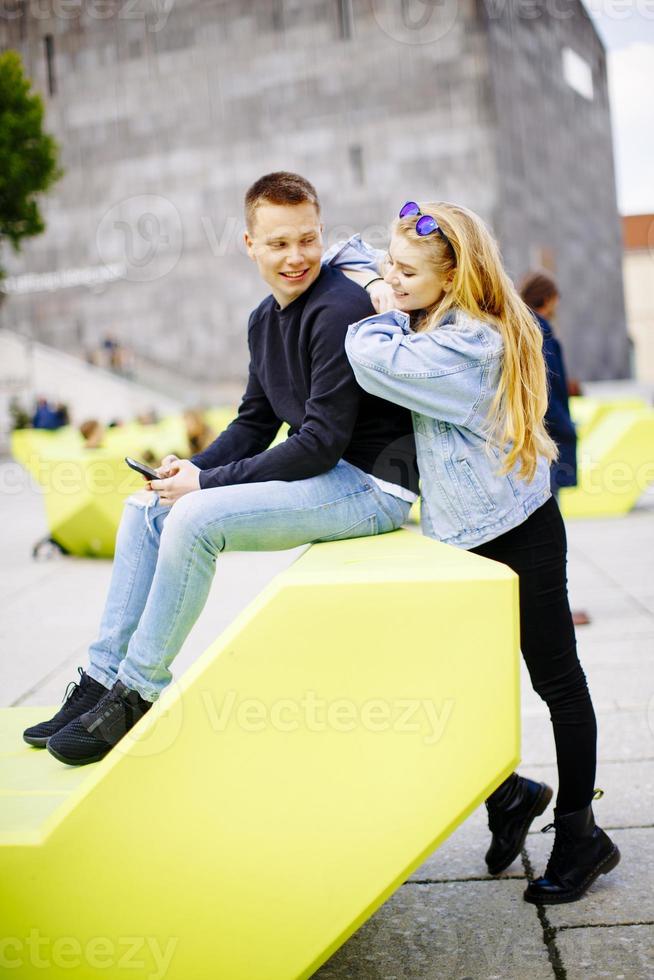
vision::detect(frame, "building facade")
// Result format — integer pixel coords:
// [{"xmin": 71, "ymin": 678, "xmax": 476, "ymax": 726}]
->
[
  {"xmin": 623, "ymin": 214, "xmax": 654, "ymax": 383},
  {"xmin": 0, "ymin": 0, "xmax": 630, "ymax": 383}
]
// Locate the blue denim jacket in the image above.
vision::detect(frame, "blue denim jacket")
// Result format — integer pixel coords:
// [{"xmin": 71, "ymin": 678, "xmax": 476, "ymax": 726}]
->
[{"xmin": 325, "ymin": 236, "xmax": 552, "ymax": 549}]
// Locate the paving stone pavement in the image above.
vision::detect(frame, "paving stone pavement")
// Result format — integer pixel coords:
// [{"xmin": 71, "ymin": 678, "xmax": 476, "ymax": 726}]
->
[{"xmin": 2, "ymin": 459, "xmax": 652, "ymax": 979}]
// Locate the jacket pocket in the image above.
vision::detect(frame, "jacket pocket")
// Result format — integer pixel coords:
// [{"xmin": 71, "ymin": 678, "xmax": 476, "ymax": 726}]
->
[{"xmin": 458, "ymin": 458, "xmax": 494, "ymax": 514}]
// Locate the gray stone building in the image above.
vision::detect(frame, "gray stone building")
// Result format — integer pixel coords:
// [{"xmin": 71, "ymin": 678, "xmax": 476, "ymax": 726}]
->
[{"xmin": 0, "ymin": 0, "xmax": 630, "ymax": 383}]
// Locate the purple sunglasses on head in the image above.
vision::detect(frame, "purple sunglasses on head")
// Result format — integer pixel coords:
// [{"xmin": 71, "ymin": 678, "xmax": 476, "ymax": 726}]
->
[{"xmin": 399, "ymin": 201, "xmax": 452, "ymax": 250}]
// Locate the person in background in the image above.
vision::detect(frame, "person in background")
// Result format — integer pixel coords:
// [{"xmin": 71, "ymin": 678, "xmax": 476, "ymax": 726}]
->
[
  {"xmin": 519, "ymin": 271, "xmax": 590, "ymax": 628},
  {"xmin": 32, "ymin": 398, "xmax": 68, "ymax": 430},
  {"xmin": 519, "ymin": 272, "xmax": 577, "ymax": 495},
  {"xmin": 183, "ymin": 408, "xmax": 215, "ymax": 456},
  {"xmin": 79, "ymin": 419, "xmax": 105, "ymax": 449}
]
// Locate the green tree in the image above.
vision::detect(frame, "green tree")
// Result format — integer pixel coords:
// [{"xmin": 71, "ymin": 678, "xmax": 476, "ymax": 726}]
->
[{"xmin": 0, "ymin": 50, "xmax": 62, "ymax": 281}]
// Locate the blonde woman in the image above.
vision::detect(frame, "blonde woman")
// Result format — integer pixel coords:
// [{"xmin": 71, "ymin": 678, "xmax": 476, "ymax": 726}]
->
[{"xmin": 328, "ymin": 202, "xmax": 619, "ymax": 904}]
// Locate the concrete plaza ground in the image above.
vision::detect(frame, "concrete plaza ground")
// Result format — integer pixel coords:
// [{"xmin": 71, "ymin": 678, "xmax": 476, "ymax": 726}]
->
[{"xmin": 2, "ymin": 457, "xmax": 653, "ymax": 980}]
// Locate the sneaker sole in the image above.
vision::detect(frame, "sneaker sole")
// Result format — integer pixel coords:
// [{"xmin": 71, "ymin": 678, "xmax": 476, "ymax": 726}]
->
[
  {"xmin": 487, "ymin": 782, "xmax": 554, "ymax": 876},
  {"xmin": 23, "ymin": 733, "xmax": 50, "ymax": 748},
  {"xmin": 46, "ymin": 741, "xmax": 110, "ymax": 766},
  {"xmin": 524, "ymin": 844, "xmax": 621, "ymax": 905}
]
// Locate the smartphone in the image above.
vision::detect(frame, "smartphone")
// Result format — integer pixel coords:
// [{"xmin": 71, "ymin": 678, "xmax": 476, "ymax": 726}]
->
[{"xmin": 125, "ymin": 456, "xmax": 160, "ymax": 481}]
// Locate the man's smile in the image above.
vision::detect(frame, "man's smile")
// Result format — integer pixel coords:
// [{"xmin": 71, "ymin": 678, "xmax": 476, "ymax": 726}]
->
[{"xmin": 280, "ymin": 269, "xmax": 310, "ymax": 281}]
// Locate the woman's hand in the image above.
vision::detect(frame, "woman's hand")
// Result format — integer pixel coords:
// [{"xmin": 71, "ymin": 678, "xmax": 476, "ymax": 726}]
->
[
  {"xmin": 367, "ymin": 279, "xmax": 397, "ymax": 314},
  {"xmin": 147, "ymin": 458, "xmax": 201, "ymax": 505}
]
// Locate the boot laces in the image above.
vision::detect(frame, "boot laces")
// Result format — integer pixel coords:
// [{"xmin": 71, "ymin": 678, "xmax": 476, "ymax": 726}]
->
[
  {"xmin": 543, "ymin": 821, "xmax": 575, "ymax": 875},
  {"xmin": 539, "ymin": 787, "xmax": 604, "ymax": 834},
  {"xmin": 62, "ymin": 667, "xmax": 86, "ymax": 706},
  {"xmin": 91, "ymin": 686, "xmax": 123, "ymax": 715},
  {"xmin": 540, "ymin": 790, "xmax": 605, "ymax": 876}
]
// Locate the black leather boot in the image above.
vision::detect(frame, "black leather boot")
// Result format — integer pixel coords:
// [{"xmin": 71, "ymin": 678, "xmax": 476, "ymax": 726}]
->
[
  {"xmin": 524, "ymin": 802, "xmax": 620, "ymax": 904},
  {"xmin": 485, "ymin": 773, "xmax": 553, "ymax": 875}
]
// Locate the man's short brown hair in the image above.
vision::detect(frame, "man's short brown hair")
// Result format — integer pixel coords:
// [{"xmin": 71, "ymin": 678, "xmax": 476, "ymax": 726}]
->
[
  {"xmin": 519, "ymin": 270, "xmax": 559, "ymax": 312},
  {"xmin": 244, "ymin": 172, "xmax": 320, "ymax": 232}
]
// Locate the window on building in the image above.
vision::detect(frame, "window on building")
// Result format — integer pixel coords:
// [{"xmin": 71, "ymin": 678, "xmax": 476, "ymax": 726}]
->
[
  {"xmin": 44, "ymin": 34, "xmax": 56, "ymax": 96},
  {"xmin": 562, "ymin": 47, "xmax": 593, "ymax": 101},
  {"xmin": 272, "ymin": 0, "xmax": 284, "ymax": 31},
  {"xmin": 337, "ymin": 0, "xmax": 354, "ymax": 40},
  {"xmin": 349, "ymin": 144, "xmax": 364, "ymax": 185},
  {"xmin": 18, "ymin": 0, "xmax": 27, "ymax": 42}
]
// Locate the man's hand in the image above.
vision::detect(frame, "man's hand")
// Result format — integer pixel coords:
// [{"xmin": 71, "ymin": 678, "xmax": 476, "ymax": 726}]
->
[
  {"xmin": 367, "ymin": 279, "xmax": 397, "ymax": 314},
  {"xmin": 157, "ymin": 454, "xmax": 180, "ymax": 478},
  {"xmin": 147, "ymin": 458, "xmax": 201, "ymax": 505}
]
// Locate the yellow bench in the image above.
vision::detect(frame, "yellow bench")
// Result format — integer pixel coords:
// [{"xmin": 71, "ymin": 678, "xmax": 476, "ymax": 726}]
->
[
  {"xmin": 0, "ymin": 530, "xmax": 519, "ymax": 979},
  {"xmin": 12, "ymin": 410, "xmax": 236, "ymax": 557},
  {"xmin": 11, "ymin": 420, "xmax": 186, "ymax": 481},
  {"xmin": 569, "ymin": 396, "xmax": 647, "ymax": 442},
  {"xmin": 10, "ymin": 427, "xmax": 83, "ymax": 478},
  {"xmin": 560, "ymin": 408, "xmax": 654, "ymax": 518},
  {"xmin": 34, "ymin": 451, "xmax": 145, "ymax": 557}
]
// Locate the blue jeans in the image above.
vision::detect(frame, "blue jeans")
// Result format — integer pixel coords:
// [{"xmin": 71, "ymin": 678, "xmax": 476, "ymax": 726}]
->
[{"xmin": 86, "ymin": 461, "xmax": 411, "ymax": 701}]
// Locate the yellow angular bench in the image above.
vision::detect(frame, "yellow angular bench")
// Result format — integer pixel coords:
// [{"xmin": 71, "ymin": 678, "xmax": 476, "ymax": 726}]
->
[
  {"xmin": 0, "ymin": 530, "xmax": 519, "ymax": 980},
  {"xmin": 569, "ymin": 396, "xmax": 647, "ymax": 442},
  {"xmin": 560, "ymin": 407, "xmax": 654, "ymax": 518},
  {"xmin": 11, "ymin": 420, "xmax": 184, "ymax": 483},
  {"xmin": 34, "ymin": 451, "xmax": 146, "ymax": 557},
  {"xmin": 11, "ymin": 411, "xmax": 236, "ymax": 558},
  {"xmin": 10, "ymin": 427, "xmax": 83, "ymax": 478}
]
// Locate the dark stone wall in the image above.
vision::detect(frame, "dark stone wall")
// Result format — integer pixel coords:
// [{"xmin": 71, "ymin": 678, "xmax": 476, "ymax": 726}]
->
[
  {"xmin": 0, "ymin": 0, "xmax": 628, "ymax": 382},
  {"xmin": 480, "ymin": 0, "xmax": 629, "ymax": 378}
]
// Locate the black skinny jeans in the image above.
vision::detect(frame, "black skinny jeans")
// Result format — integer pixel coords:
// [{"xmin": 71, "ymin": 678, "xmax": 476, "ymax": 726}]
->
[{"xmin": 471, "ymin": 496, "xmax": 597, "ymax": 814}]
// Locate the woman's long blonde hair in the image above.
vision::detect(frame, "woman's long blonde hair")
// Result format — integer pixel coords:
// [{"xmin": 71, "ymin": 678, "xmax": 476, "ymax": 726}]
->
[{"xmin": 392, "ymin": 202, "xmax": 557, "ymax": 481}]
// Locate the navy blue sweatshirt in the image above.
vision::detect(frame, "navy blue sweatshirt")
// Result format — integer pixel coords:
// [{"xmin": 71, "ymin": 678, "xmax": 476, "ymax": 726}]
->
[
  {"xmin": 536, "ymin": 313, "xmax": 577, "ymax": 489},
  {"xmin": 191, "ymin": 265, "xmax": 418, "ymax": 495}
]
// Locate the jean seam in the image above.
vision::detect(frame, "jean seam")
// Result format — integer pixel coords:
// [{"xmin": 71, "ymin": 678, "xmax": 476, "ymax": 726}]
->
[
  {"xmin": 185, "ymin": 484, "xmax": 377, "ymax": 536},
  {"xmin": 133, "ymin": 528, "xmax": 205, "ymax": 695},
  {"xmin": 100, "ymin": 511, "xmax": 152, "ymax": 671},
  {"xmin": 317, "ymin": 512, "xmax": 378, "ymax": 542}
]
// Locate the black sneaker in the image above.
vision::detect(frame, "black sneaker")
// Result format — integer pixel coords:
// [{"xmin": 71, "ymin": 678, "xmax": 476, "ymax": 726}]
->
[
  {"xmin": 23, "ymin": 668, "xmax": 109, "ymax": 748},
  {"xmin": 47, "ymin": 680, "xmax": 153, "ymax": 766}
]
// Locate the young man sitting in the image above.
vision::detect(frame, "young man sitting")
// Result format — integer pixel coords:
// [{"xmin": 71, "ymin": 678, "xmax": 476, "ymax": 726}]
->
[{"xmin": 24, "ymin": 171, "xmax": 418, "ymax": 766}]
